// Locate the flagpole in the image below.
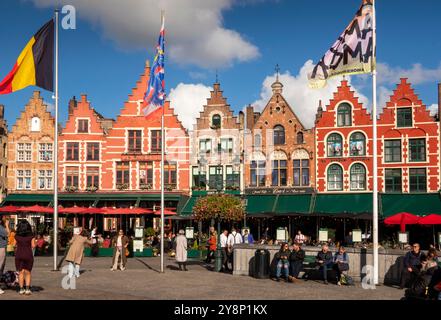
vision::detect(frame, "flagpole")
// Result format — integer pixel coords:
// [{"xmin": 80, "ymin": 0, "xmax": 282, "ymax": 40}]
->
[
  {"xmin": 53, "ymin": 9, "xmax": 59, "ymax": 271},
  {"xmin": 371, "ymin": 0, "xmax": 379, "ymax": 285},
  {"xmin": 160, "ymin": 10, "xmax": 165, "ymax": 274}
]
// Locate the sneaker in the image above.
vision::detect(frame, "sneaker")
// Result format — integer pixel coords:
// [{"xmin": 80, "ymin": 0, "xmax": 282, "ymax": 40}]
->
[
  {"xmin": 19, "ymin": 288, "xmax": 25, "ymax": 295},
  {"xmin": 337, "ymin": 281, "xmax": 341, "ymax": 286},
  {"xmin": 121, "ymin": 267, "xmax": 126, "ymax": 271},
  {"xmin": 25, "ymin": 289, "xmax": 32, "ymax": 295},
  {"xmin": 276, "ymin": 277, "xmax": 281, "ymax": 282},
  {"xmin": 324, "ymin": 280, "xmax": 329, "ymax": 285},
  {"xmin": 0, "ymin": 288, "xmax": 4, "ymax": 294}
]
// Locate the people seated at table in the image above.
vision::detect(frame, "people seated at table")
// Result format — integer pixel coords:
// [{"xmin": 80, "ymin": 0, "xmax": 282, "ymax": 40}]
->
[
  {"xmin": 288, "ymin": 242, "xmax": 305, "ymax": 282},
  {"xmin": 316, "ymin": 243, "xmax": 334, "ymax": 285},
  {"xmin": 400, "ymin": 243, "xmax": 426, "ymax": 289},
  {"xmin": 274, "ymin": 242, "xmax": 291, "ymax": 282},
  {"xmin": 333, "ymin": 246, "xmax": 349, "ymax": 285}
]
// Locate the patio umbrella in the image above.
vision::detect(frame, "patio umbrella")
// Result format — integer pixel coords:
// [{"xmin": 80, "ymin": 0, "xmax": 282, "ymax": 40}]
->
[
  {"xmin": 154, "ymin": 209, "xmax": 176, "ymax": 216},
  {"xmin": 84, "ymin": 207, "xmax": 106, "ymax": 214},
  {"xmin": 0, "ymin": 205, "xmax": 20, "ymax": 213},
  {"xmin": 384, "ymin": 212, "xmax": 420, "ymax": 232},
  {"xmin": 17, "ymin": 205, "xmax": 54, "ymax": 214},
  {"xmin": 58, "ymin": 206, "xmax": 88, "ymax": 214},
  {"xmin": 103, "ymin": 207, "xmax": 153, "ymax": 215},
  {"xmin": 417, "ymin": 214, "xmax": 441, "ymax": 246}
]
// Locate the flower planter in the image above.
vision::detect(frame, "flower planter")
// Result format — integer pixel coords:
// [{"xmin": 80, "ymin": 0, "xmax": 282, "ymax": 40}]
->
[{"xmin": 187, "ymin": 249, "xmax": 208, "ymax": 259}]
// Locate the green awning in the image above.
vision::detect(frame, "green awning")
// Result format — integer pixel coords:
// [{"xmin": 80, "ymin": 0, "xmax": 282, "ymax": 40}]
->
[
  {"xmin": 2, "ymin": 194, "xmax": 53, "ymax": 203},
  {"xmin": 274, "ymin": 194, "xmax": 312, "ymax": 215},
  {"xmin": 246, "ymin": 195, "xmax": 277, "ymax": 215},
  {"xmin": 380, "ymin": 193, "xmax": 441, "ymax": 218},
  {"xmin": 180, "ymin": 196, "xmax": 198, "ymax": 216},
  {"xmin": 313, "ymin": 193, "xmax": 373, "ymax": 217}
]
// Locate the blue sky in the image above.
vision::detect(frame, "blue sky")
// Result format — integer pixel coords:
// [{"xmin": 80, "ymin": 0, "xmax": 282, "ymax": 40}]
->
[{"xmin": 0, "ymin": 0, "xmax": 440, "ymax": 130}]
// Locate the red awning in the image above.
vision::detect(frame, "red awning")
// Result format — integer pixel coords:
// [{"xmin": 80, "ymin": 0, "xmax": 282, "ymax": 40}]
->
[
  {"xmin": 17, "ymin": 205, "xmax": 54, "ymax": 214},
  {"xmin": 84, "ymin": 207, "xmax": 107, "ymax": 214},
  {"xmin": 0, "ymin": 205, "xmax": 20, "ymax": 212},
  {"xmin": 417, "ymin": 214, "xmax": 441, "ymax": 225},
  {"xmin": 103, "ymin": 207, "xmax": 153, "ymax": 215},
  {"xmin": 384, "ymin": 212, "xmax": 420, "ymax": 232},
  {"xmin": 154, "ymin": 209, "xmax": 176, "ymax": 216},
  {"xmin": 58, "ymin": 206, "xmax": 88, "ymax": 214}
]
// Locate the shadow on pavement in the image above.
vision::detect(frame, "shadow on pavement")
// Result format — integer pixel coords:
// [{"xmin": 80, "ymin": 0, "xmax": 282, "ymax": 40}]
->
[{"xmin": 134, "ymin": 258, "xmax": 160, "ymax": 273}]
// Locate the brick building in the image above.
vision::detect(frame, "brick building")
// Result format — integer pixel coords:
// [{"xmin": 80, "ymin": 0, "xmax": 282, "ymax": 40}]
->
[{"xmin": 0, "ymin": 105, "xmax": 8, "ymax": 201}]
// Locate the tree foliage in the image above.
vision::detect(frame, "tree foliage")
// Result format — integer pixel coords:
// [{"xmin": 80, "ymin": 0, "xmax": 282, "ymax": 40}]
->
[{"xmin": 193, "ymin": 194, "xmax": 245, "ymax": 222}]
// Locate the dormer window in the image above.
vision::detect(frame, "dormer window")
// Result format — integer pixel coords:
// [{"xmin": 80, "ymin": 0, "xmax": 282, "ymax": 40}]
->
[
  {"xmin": 397, "ymin": 108, "xmax": 412, "ymax": 127},
  {"xmin": 31, "ymin": 117, "xmax": 41, "ymax": 132},
  {"xmin": 78, "ymin": 119, "xmax": 89, "ymax": 133},
  {"xmin": 212, "ymin": 114, "xmax": 221, "ymax": 129}
]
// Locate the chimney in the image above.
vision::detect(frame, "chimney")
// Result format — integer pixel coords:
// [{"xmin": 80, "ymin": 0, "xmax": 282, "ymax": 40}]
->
[
  {"xmin": 0, "ymin": 104, "xmax": 4, "ymax": 119},
  {"xmin": 246, "ymin": 105, "xmax": 255, "ymax": 129},
  {"xmin": 68, "ymin": 96, "xmax": 77, "ymax": 115},
  {"xmin": 315, "ymin": 100, "xmax": 323, "ymax": 124},
  {"xmin": 238, "ymin": 111, "xmax": 244, "ymax": 130}
]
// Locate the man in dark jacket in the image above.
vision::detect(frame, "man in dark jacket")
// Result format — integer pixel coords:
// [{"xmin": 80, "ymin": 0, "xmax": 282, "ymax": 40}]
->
[
  {"xmin": 316, "ymin": 244, "xmax": 333, "ymax": 284},
  {"xmin": 400, "ymin": 243, "xmax": 425, "ymax": 289},
  {"xmin": 289, "ymin": 242, "xmax": 305, "ymax": 282},
  {"xmin": 274, "ymin": 243, "xmax": 291, "ymax": 282}
]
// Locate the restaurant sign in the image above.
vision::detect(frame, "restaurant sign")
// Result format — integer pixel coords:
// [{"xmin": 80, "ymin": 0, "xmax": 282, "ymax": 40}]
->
[{"xmin": 245, "ymin": 187, "xmax": 314, "ymax": 195}]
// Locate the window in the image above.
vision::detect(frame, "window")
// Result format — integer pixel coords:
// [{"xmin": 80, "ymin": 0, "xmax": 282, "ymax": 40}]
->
[
  {"xmin": 139, "ymin": 161, "xmax": 153, "ymax": 188},
  {"xmin": 384, "ymin": 140, "xmax": 401, "ymax": 162},
  {"xmin": 66, "ymin": 142, "xmax": 79, "ymax": 161},
  {"xmin": 30, "ymin": 117, "xmax": 40, "ymax": 132},
  {"xmin": 254, "ymin": 134, "xmax": 261, "ymax": 150},
  {"xmin": 151, "ymin": 130, "xmax": 162, "ymax": 153},
  {"xmin": 128, "ymin": 130, "xmax": 142, "ymax": 153},
  {"xmin": 273, "ymin": 125, "xmax": 285, "ymax": 145},
  {"xmin": 212, "ymin": 114, "xmax": 221, "ymax": 129},
  {"xmin": 337, "ymin": 103, "xmax": 352, "ymax": 126},
  {"xmin": 327, "ymin": 133, "xmax": 343, "ymax": 157},
  {"xmin": 220, "ymin": 138, "xmax": 233, "ymax": 153},
  {"xmin": 397, "ymin": 108, "xmax": 412, "ymax": 127},
  {"xmin": 209, "ymin": 166, "xmax": 223, "ymax": 190},
  {"xmin": 3, "ymin": 143, "xmax": 6, "ymax": 158},
  {"xmin": 17, "ymin": 170, "xmax": 31, "ymax": 190},
  {"xmin": 271, "ymin": 160, "xmax": 287, "ymax": 186},
  {"xmin": 349, "ymin": 132, "xmax": 366, "ymax": 156},
  {"xmin": 116, "ymin": 161, "xmax": 130, "ymax": 187},
  {"xmin": 199, "ymin": 139, "xmax": 211, "ymax": 153},
  {"xmin": 192, "ymin": 167, "xmax": 207, "ymax": 189},
  {"xmin": 297, "ymin": 132, "xmax": 304, "ymax": 144},
  {"xmin": 409, "ymin": 168, "xmax": 427, "ymax": 192},
  {"xmin": 17, "ymin": 143, "xmax": 32, "ymax": 162},
  {"xmin": 78, "ymin": 119, "xmax": 89, "ymax": 133},
  {"xmin": 66, "ymin": 167, "xmax": 79, "ymax": 188},
  {"xmin": 293, "ymin": 159, "xmax": 309, "ymax": 187},
  {"xmin": 164, "ymin": 162, "xmax": 177, "ymax": 189},
  {"xmin": 409, "ymin": 139, "xmax": 426, "ymax": 162},
  {"xmin": 39, "ymin": 143, "xmax": 53, "ymax": 162},
  {"xmin": 250, "ymin": 161, "xmax": 266, "ymax": 187},
  {"xmin": 86, "ymin": 142, "xmax": 100, "ymax": 161},
  {"xmin": 226, "ymin": 166, "xmax": 240, "ymax": 189},
  {"xmin": 86, "ymin": 167, "xmax": 99, "ymax": 188},
  {"xmin": 38, "ymin": 170, "xmax": 52, "ymax": 189},
  {"xmin": 350, "ymin": 164, "xmax": 366, "ymax": 190},
  {"xmin": 385, "ymin": 169, "xmax": 402, "ymax": 192},
  {"xmin": 327, "ymin": 164, "xmax": 343, "ymax": 191}
]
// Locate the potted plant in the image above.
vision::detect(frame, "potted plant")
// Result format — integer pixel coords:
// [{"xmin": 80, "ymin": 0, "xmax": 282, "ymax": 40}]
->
[
  {"xmin": 116, "ymin": 183, "xmax": 129, "ymax": 191},
  {"xmin": 64, "ymin": 186, "xmax": 78, "ymax": 192},
  {"xmin": 140, "ymin": 183, "xmax": 152, "ymax": 190},
  {"xmin": 85, "ymin": 185, "xmax": 98, "ymax": 192}
]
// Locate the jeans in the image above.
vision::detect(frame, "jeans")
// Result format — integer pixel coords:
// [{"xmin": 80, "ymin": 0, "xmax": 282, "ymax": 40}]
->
[
  {"xmin": 222, "ymin": 248, "xmax": 230, "ymax": 271},
  {"xmin": 276, "ymin": 260, "xmax": 289, "ymax": 278},
  {"xmin": 319, "ymin": 263, "xmax": 334, "ymax": 281},
  {"xmin": 0, "ymin": 248, "xmax": 5, "ymax": 277},
  {"xmin": 289, "ymin": 260, "xmax": 303, "ymax": 278},
  {"xmin": 68, "ymin": 262, "xmax": 80, "ymax": 278},
  {"xmin": 112, "ymin": 248, "xmax": 125, "ymax": 270}
]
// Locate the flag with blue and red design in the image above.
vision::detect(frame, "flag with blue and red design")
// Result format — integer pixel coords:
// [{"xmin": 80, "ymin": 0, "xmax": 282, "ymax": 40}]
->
[{"xmin": 143, "ymin": 16, "xmax": 165, "ymax": 117}]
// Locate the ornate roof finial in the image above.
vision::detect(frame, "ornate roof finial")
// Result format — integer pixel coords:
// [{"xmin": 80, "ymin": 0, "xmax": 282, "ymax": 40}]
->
[
  {"xmin": 215, "ymin": 69, "xmax": 219, "ymax": 83},
  {"xmin": 275, "ymin": 64, "xmax": 280, "ymax": 82}
]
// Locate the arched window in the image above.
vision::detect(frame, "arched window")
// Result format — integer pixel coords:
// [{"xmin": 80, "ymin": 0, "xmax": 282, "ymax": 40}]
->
[
  {"xmin": 350, "ymin": 164, "xmax": 366, "ymax": 190},
  {"xmin": 327, "ymin": 133, "xmax": 343, "ymax": 157},
  {"xmin": 337, "ymin": 103, "xmax": 352, "ymax": 126},
  {"xmin": 327, "ymin": 164, "xmax": 343, "ymax": 191},
  {"xmin": 273, "ymin": 125, "xmax": 285, "ymax": 145},
  {"xmin": 349, "ymin": 132, "xmax": 366, "ymax": 156},
  {"xmin": 212, "ymin": 114, "xmax": 221, "ymax": 129},
  {"xmin": 296, "ymin": 132, "xmax": 304, "ymax": 144},
  {"xmin": 254, "ymin": 134, "xmax": 261, "ymax": 150}
]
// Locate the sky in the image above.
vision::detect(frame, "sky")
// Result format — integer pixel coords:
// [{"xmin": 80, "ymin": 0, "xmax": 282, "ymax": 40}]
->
[{"xmin": 0, "ymin": 0, "xmax": 440, "ymax": 131}]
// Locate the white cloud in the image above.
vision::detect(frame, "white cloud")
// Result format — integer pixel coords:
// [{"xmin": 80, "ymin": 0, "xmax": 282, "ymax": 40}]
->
[
  {"xmin": 377, "ymin": 62, "xmax": 441, "ymax": 86},
  {"xmin": 428, "ymin": 104, "xmax": 439, "ymax": 117},
  {"xmin": 251, "ymin": 60, "xmax": 369, "ymax": 129},
  {"xmin": 168, "ymin": 83, "xmax": 212, "ymax": 130},
  {"xmin": 30, "ymin": 0, "xmax": 259, "ymax": 68}
]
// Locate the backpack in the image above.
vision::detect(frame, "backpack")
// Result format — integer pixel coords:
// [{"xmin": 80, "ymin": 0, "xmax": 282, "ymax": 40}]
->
[
  {"xmin": 340, "ymin": 274, "xmax": 354, "ymax": 286},
  {"xmin": 0, "ymin": 271, "xmax": 19, "ymax": 288}
]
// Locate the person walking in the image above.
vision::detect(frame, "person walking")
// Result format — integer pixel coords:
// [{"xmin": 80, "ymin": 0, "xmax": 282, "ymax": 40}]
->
[
  {"xmin": 111, "ymin": 229, "xmax": 129, "ymax": 271},
  {"xmin": 227, "ymin": 228, "xmax": 243, "ymax": 270},
  {"xmin": 65, "ymin": 228, "xmax": 92, "ymax": 278},
  {"xmin": 14, "ymin": 220, "xmax": 36, "ymax": 295},
  {"xmin": 220, "ymin": 230, "xmax": 229, "ymax": 272},
  {"xmin": 205, "ymin": 227, "xmax": 217, "ymax": 264},
  {"xmin": 90, "ymin": 227, "xmax": 100, "ymax": 257},
  {"xmin": 175, "ymin": 229, "xmax": 188, "ymax": 271},
  {"xmin": 0, "ymin": 217, "xmax": 10, "ymax": 295}
]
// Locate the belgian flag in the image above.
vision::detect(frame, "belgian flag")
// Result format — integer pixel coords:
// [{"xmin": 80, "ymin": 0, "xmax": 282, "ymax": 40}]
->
[{"xmin": 0, "ymin": 19, "xmax": 54, "ymax": 94}]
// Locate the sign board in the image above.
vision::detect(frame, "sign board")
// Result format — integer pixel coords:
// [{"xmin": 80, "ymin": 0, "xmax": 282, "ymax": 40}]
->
[
  {"xmin": 352, "ymin": 229, "xmax": 362, "ymax": 243},
  {"xmin": 245, "ymin": 187, "xmax": 314, "ymax": 195},
  {"xmin": 185, "ymin": 227, "xmax": 194, "ymax": 239},
  {"xmin": 319, "ymin": 229, "xmax": 328, "ymax": 242},
  {"xmin": 135, "ymin": 227, "xmax": 144, "ymax": 239},
  {"xmin": 133, "ymin": 240, "xmax": 144, "ymax": 252},
  {"xmin": 276, "ymin": 227, "xmax": 288, "ymax": 242},
  {"xmin": 398, "ymin": 232, "xmax": 409, "ymax": 244}
]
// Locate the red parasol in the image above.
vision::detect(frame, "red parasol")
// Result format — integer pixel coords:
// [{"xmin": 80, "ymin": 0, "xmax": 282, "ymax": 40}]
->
[
  {"xmin": 384, "ymin": 212, "xmax": 420, "ymax": 232},
  {"xmin": 0, "ymin": 205, "xmax": 20, "ymax": 213},
  {"xmin": 154, "ymin": 209, "xmax": 176, "ymax": 216},
  {"xmin": 84, "ymin": 207, "xmax": 106, "ymax": 214},
  {"xmin": 417, "ymin": 214, "xmax": 441, "ymax": 225},
  {"xmin": 17, "ymin": 205, "xmax": 54, "ymax": 214},
  {"xmin": 58, "ymin": 206, "xmax": 88, "ymax": 214},
  {"xmin": 103, "ymin": 207, "xmax": 153, "ymax": 215}
]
